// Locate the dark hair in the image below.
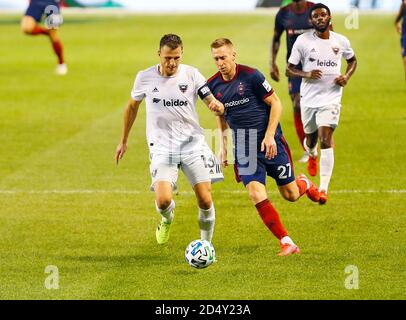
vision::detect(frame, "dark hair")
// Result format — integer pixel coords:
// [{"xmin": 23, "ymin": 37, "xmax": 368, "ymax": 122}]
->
[
  {"xmin": 159, "ymin": 34, "xmax": 183, "ymax": 50},
  {"xmin": 210, "ymin": 38, "xmax": 234, "ymax": 49},
  {"xmin": 309, "ymin": 3, "xmax": 331, "ymax": 18}
]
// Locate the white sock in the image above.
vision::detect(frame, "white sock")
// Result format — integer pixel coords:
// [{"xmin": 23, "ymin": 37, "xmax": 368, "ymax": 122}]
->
[
  {"xmin": 198, "ymin": 204, "xmax": 215, "ymax": 242},
  {"xmin": 281, "ymin": 236, "xmax": 295, "ymax": 246},
  {"xmin": 303, "ymin": 137, "xmax": 318, "ymax": 157},
  {"xmin": 155, "ymin": 200, "xmax": 175, "ymax": 223},
  {"xmin": 319, "ymin": 148, "xmax": 334, "ymax": 192}
]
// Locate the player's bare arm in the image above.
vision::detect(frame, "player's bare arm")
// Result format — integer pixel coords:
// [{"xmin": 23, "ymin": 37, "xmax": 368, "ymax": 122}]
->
[
  {"xmin": 203, "ymin": 93, "xmax": 224, "ymax": 116},
  {"xmin": 216, "ymin": 115, "xmax": 229, "ymax": 167},
  {"xmin": 270, "ymin": 29, "xmax": 282, "ymax": 82},
  {"xmin": 262, "ymin": 92, "xmax": 282, "ymax": 160},
  {"xmin": 334, "ymin": 55, "xmax": 357, "ymax": 87},
  {"xmin": 115, "ymin": 98, "xmax": 142, "ymax": 164},
  {"xmin": 395, "ymin": 2, "xmax": 405, "ymax": 33},
  {"xmin": 286, "ymin": 63, "xmax": 322, "ymax": 80}
]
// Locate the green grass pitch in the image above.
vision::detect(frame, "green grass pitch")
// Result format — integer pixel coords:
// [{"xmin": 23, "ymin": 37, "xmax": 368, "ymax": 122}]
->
[{"xmin": 0, "ymin": 11, "xmax": 405, "ymax": 300}]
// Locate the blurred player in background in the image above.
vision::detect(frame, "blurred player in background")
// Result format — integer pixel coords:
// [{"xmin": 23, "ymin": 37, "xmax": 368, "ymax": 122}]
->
[
  {"xmin": 207, "ymin": 38, "xmax": 320, "ymax": 256},
  {"xmin": 281, "ymin": 0, "xmax": 293, "ymax": 6},
  {"xmin": 115, "ymin": 34, "xmax": 224, "ymax": 245},
  {"xmin": 21, "ymin": 0, "xmax": 67, "ymax": 75},
  {"xmin": 286, "ymin": 3, "xmax": 357, "ymax": 204},
  {"xmin": 271, "ymin": 0, "xmax": 317, "ymax": 168},
  {"xmin": 395, "ymin": 0, "xmax": 406, "ymax": 80}
]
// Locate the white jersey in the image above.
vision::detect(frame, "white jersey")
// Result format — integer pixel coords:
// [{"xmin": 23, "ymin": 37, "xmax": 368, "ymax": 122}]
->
[
  {"xmin": 131, "ymin": 64, "xmax": 208, "ymax": 155},
  {"xmin": 288, "ymin": 31, "xmax": 355, "ymax": 108}
]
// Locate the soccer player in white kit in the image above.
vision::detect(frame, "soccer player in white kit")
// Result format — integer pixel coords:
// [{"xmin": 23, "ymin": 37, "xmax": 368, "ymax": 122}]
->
[
  {"xmin": 115, "ymin": 34, "xmax": 224, "ymax": 244},
  {"xmin": 286, "ymin": 3, "xmax": 357, "ymax": 204}
]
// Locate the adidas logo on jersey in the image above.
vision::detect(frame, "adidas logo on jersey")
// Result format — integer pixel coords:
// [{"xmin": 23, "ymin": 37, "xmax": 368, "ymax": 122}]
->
[
  {"xmin": 152, "ymin": 87, "xmax": 159, "ymax": 92},
  {"xmin": 163, "ymin": 99, "xmax": 188, "ymax": 107},
  {"xmin": 316, "ymin": 59, "xmax": 338, "ymax": 67}
]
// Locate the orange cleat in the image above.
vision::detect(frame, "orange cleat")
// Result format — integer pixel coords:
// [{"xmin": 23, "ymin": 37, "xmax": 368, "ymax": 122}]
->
[
  {"xmin": 297, "ymin": 173, "xmax": 320, "ymax": 202},
  {"xmin": 307, "ymin": 156, "xmax": 318, "ymax": 176},
  {"xmin": 277, "ymin": 242, "xmax": 301, "ymax": 256},
  {"xmin": 319, "ymin": 190, "xmax": 328, "ymax": 205}
]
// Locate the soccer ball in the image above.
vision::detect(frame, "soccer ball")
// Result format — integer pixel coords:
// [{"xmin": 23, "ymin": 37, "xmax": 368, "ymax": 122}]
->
[{"xmin": 185, "ymin": 239, "xmax": 216, "ymax": 269}]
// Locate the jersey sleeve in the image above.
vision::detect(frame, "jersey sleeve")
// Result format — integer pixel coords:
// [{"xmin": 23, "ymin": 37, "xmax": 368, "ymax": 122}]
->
[
  {"xmin": 194, "ymin": 68, "xmax": 212, "ymax": 100},
  {"xmin": 342, "ymin": 36, "xmax": 355, "ymax": 60},
  {"xmin": 251, "ymin": 69, "xmax": 274, "ymax": 100},
  {"xmin": 288, "ymin": 37, "xmax": 303, "ymax": 65},
  {"xmin": 130, "ymin": 72, "xmax": 146, "ymax": 101}
]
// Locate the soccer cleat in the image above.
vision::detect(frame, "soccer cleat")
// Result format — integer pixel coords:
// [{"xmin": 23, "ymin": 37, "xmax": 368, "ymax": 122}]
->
[
  {"xmin": 319, "ymin": 190, "xmax": 328, "ymax": 205},
  {"xmin": 298, "ymin": 151, "xmax": 310, "ymax": 163},
  {"xmin": 297, "ymin": 173, "xmax": 320, "ymax": 202},
  {"xmin": 156, "ymin": 220, "xmax": 172, "ymax": 244},
  {"xmin": 56, "ymin": 63, "xmax": 68, "ymax": 76},
  {"xmin": 307, "ymin": 155, "xmax": 318, "ymax": 176},
  {"xmin": 277, "ymin": 242, "xmax": 301, "ymax": 256}
]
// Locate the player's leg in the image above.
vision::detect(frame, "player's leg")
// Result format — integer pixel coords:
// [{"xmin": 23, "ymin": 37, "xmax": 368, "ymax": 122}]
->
[
  {"xmin": 21, "ymin": 12, "xmax": 49, "ymax": 36},
  {"xmin": 182, "ymin": 153, "xmax": 216, "ymax": 243},
  {"xmin": 271, "ymin": 136, "xmax": 320, "ymax": 202},
  {"xmin": 402, "ymin": 37, "xmax": 406, "ymax": 80},
  {"xmin": 317, "ymin": 126, "xmax": 335, "ymax": 204},
  {"xmin": 238, "ymin": 154, "xmax": 299, "ymax": 255},
  {"xmin": 315, "ymin": 104, "xmax": 340, "ymax": 204},
  {"xmin": 278, "ymin": 177, "xmax": 320, "ymax": 203},
  {"xmin": 301, "ymin": 106, "xmax": 319, "ymax": 176},
  {"xmin": 245, "ymin": 180, "xmax": 300, "ymax": 256},
  {"xmin": 150, "ymin": 162, "xmax": 178, "ymax": 244},
  {"xmin": 193, "ymin": 182, "xmax": 215, "ymax": 243},
  {"xmin": 154, "ymin": 181, "xmax": 176, "ymax": 245},
  {"xmin": 288, "ymin": 77, "xmax": 307, "ymax": 163},
  {"xmin": 48, "ymin": 29, "xmax": 67, "ymax": 75},
  {"xmin": 403, "ymin": 56, "xmax": 406, "ymax": 81}
]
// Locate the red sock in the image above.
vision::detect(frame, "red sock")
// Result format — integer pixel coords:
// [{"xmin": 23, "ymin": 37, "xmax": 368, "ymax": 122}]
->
[
  {"xmin": 295, "ymin": 178, "xmax": 307, "ymax": 197},
  {"xmin": 255, "ymin": 199, "xmax": 288, "ymax": 240},
  {"xmin": 51, "ymin": 40, "xmax": 64, "ymax": 64},
  {"xmin": 31, "ymin": 25, "xmax": 49, "ymax": 36},
  {"xmin": 294, "ymin": 111, "xmax": 306, "ymax": 149}
]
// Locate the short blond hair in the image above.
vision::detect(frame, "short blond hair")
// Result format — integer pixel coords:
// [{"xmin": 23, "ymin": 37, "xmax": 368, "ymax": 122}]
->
[{"xmin": 210, "ymin": 38, "xmax": 234, "ymax": 49}]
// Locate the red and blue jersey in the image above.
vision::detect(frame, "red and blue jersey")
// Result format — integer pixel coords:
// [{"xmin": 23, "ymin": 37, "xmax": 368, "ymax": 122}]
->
[
  {"xmin": 207, "ymin": 64, "xmax": 282, "ymax": 153},
  {"xmin": 275, "ymin": 1, "xmax": 315, "ymax": 61}
]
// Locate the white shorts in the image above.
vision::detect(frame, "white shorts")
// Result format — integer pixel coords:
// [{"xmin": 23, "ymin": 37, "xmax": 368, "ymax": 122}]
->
[
  {"xmin": 149, "ymin": 145, "xmax": 224, "ymax": 191},
  {"xmin": 301, "ymin": 104, "xmax": 341, "ymax": 134}
]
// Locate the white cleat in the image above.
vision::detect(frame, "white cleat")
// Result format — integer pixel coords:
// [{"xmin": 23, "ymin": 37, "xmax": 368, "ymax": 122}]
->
[
  {"xmin": 298, "ymin": 151, "xmax": 310, "ymax": 163},
  {"xmin": 56, "ymin": 63, "xmax": 68, "ymax": 76}
]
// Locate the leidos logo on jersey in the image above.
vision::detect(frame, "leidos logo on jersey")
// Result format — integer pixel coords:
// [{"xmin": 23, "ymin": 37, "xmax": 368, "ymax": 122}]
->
[
  {"xmin": 164, "ymin": 99, "xmax": 188, "ymax": 107},
  {"xmin": 317, "ymin": 59, "xmax": 338, "ymax": 67},
  {"xmin": 153, "ymin": 97, "xmax": 188, "ymax": 107},
  {"xmin": 153, "ymin": 98, "xmax": 188, "ymax": 107}
]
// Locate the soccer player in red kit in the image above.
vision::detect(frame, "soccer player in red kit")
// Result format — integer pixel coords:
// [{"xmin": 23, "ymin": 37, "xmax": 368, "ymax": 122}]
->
[
  {"xmin": 21, "ymin": 0, "xmax": 67, "ymax": 75},
  {"xmin": 207, "ymin": 38, "xmax": 321, "ymax": 256}
]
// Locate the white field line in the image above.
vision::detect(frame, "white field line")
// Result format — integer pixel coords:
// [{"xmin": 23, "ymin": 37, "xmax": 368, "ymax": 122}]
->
[{"xmin": 0, "ymin": 189, "xmax": 405, "ymax": 195}]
